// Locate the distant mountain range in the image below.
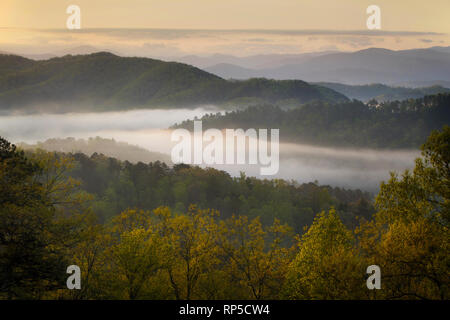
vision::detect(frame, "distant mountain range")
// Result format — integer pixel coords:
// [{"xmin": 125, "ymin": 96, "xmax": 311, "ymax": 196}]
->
[
  {"xmin": 201, "ymin": 47, "xmax": 450, "ymax": 85},
  {"xmin": 5, "ymin": 46, "xmax": 450, "ymax": 86},
  {"xmin": 392, "ymin": 80, "xmax": 450, "ymax": 88},
  {"xmin": 312, "ymin": 83, "xmax": 450, "ymax": 102},
  {"xmin": 2, "ymin": 46, "xmax": 449, "ymax": 113},
  {"xmin": 0, "ymin": 52, "xmax": 347, "ymax": 113},
  {"xmin": 172, "ymin": 51, "xmax": 338, "ymax": 69}
]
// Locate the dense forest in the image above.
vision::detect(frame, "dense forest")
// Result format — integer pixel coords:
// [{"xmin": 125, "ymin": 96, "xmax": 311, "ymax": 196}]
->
[
  {"xmin": 0, "ymin": 53, "xmax": 347, "ymax": 113},
  {"xmin": 174, "ymin": 93, "xmax": 450, "ymax": 148},
  {"xmin": 61, "ymin": 152, "xmax": 373, "ymax": 232},
  {"xmin": 0, "ymin": 126, "xmax": 448, "ymax": 300}
]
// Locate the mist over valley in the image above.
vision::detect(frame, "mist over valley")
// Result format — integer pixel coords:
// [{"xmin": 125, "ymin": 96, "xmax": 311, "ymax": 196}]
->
[{"xmin": 0, "ymin": 108, "xmax": 420, "ymax": 192}]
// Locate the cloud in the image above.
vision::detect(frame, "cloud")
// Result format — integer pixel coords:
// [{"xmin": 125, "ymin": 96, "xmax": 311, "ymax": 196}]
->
[
  {"xmin": 335, "ymin": 36, "xmax": 374, "ymax": 48},
  {"xmin": 140, "ymin": 42, "xmax": 185, "ymax": 56},
  {"xmin": 244, "ymin": 38, "xmax": 268, "ymax": 43},
  {"xmin": 39, "ymin": 28, "xmax": 445, "ymax": 38},
  {"xmin": 1, "ymin": 28, "xmax": 448, "ymax": 58},
  {"xmin": 319, "ymin": 44, "xmax": 339, "ymax": 51}
]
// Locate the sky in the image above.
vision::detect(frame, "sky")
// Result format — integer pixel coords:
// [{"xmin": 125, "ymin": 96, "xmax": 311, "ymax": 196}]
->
[{"xmin": 0, "ymin": 0, "xmax": 449, "ymax": 57}]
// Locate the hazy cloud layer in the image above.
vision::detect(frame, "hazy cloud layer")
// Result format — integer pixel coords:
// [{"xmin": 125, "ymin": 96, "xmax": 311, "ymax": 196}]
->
[
  {"xmin": 1, "ymin": 28, "xmax": 448, "ymax": 58},
  {"xmin": 0, "ymin": 109, "xmax": 418, "ymax": 191}
]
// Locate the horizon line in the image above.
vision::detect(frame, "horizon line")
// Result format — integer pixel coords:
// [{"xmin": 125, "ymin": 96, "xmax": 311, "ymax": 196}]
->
[{"xmin": 0, "ymin": 27, "xmax": 445, "ymax": 36}]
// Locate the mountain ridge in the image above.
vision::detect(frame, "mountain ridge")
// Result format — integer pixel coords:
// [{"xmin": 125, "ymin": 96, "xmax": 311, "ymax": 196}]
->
[
  {"xmin": 0, "ymin": 52, "xmax": 348, "ymax": 113},
  {"xmin": 203, "ymin": 47, "xmax": 450, "ymax": 85}
]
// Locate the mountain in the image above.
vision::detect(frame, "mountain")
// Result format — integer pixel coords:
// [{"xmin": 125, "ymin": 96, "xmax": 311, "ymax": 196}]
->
[
  {"xmin": 205, "ymin": 63, "xmax": 258, "ymax": 79},
  {"xmin": 429, "ymin": 46, "xmax": 450, "ymax": 54},
  {"xmin": 0, "ymin": 52, "xmax": 348, "ymax": 113},
  {"xmin": 174, "ymin": 51, "xmax": 338, "ymax": 69},
  {"xmin": 53, "ymin": 45, "xmax": 101, "ymax": 56},
  {"xmin": 0, "ymin": 54, "xmax": 36, "ymax": 74},
  {"xmin": 203, "ymin": 47, "xmax": 450, "ymax": 85},
  {"xmin": 313, "ymin": 83, "xmax": 450, "ymax": 102},
  {"xmin": 393, "ymin": 80, "xmax": 450, "ymax": 88},
  {"xmin": 0, "ymin": 45, "xmax": 105, "ymax": 61}
]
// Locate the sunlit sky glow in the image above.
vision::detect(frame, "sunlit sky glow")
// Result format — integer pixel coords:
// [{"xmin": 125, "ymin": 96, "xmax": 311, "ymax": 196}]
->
[{"xmin": 0, "ymin": 0, "xmax": 449, "ymax": 57}]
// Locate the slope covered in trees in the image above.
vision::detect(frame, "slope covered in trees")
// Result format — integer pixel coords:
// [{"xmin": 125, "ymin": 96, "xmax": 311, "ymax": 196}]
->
[
  {"xmin": 1, "ymin": 126, "xmax": 448, "ymax": 300},
  {"xmin": 18, "ymin": 137, "xmax": 171, "ymax": 164},
  {"xmin": 0, "ymin": 53, "xmax": 347, "ymax": 113},
  {"xmin": 174, "ymin": 93, "xmax": 450, "ymax": 148},
  {"xmin": 64, "ymin": 152, "xmax": 373, "ymax": 232}
]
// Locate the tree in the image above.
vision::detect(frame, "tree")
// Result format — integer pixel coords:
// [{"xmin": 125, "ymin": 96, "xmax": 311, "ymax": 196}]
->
[
  {"xmin": 0, "ymin": 138, "xmax": 89, "ymax": 299},
  {"xmin": 358, "ymin": 126, "xmax": 450, "ymax": 299},
  {"xmin": 108, "ymin": 228, "xmax": 161, "ymax": 299},
  {"xmin": 284, "ymin": 209, "xmax": 367, "ymax": 299},
  {"xmin": 154, "ymin": 205, "xmax": 219, "ymax": 300},
  {"xmin": 216, "ymin": 215, "xmax": 294, "ymax": 299}
]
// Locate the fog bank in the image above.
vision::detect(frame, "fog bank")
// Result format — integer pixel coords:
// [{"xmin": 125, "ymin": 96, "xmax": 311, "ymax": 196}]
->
[{"xmin": 0, "ymin": 109, "xmax": 419, "ymax": 192}]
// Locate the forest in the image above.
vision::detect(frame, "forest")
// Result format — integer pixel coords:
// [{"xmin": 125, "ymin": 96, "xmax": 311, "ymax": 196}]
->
[
  {"xmin": 0, "ymin": 126, "xmax": 448, "ymax": 300},
  {"xmin": 0, "ymin": 53, "xmax": 347, "ymax": 113},
  {"xmin": 174, "ymin": 93, "xmax": 450, "ymax": 148}
]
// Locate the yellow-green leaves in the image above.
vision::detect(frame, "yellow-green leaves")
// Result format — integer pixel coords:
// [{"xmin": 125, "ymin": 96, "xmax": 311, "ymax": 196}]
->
[{"xmin": 285, "ymin": 209, "xmax": 366, "ymax": 300}]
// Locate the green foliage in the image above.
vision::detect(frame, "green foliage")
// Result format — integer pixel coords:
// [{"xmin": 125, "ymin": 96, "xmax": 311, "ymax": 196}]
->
[
  {"xmin": 0, "ymin": 53, "xmax": 347, "ymax": 112},
  {"xmin": 64, "ymin": 152, "xmax": 373, "ymax": 231},
  {"xmin": 0, "ymin": 137, "xmax": 90, "ymax": 299},
  {"xmin": 216, "ymin": 215, "xmax": 294, "ymax": 299},
  {"xmin": 284, "ymin": 209, "xmax": 366, "ymax": 299},
  {"xmin": 0, "ymin": 126, "xmax": 449, "ymax": 300}
]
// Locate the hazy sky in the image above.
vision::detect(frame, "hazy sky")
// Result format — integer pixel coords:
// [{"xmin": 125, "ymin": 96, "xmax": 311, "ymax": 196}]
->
[
  {"xmin": 0, "ymin": 1, "xmax": 449, "ymax": 56},
  {"xmin": 1, "ymin": 0, "xmax": 449, "ymax": 32}
]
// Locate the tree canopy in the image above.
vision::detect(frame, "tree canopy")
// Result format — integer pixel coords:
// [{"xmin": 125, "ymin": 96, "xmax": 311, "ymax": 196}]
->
[{"xmin": 0, "ymin": 126, "xmax": 449, "ymax": 299}]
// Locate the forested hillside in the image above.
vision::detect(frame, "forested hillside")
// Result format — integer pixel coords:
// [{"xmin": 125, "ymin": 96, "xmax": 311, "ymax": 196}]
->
[
  {"xmin": 0, "ymin": 53, "xmax": 347, "ymax": 113},
  {"xmin": 1, "ymin": 126, "xmax": 448, "ymax": 299},
  {"xmin": 174, "ymin": 93, "xmax": 450, "ymax": 148},
  {"xmin": 62, "ymin": 152, "xmax": 373, "ymax": 233},
  {"xmin": 18, "ymin": 137, "xmax": 171, "ymax": 164}
]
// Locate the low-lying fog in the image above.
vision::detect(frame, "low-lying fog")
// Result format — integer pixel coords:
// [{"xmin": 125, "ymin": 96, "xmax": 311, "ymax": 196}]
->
[{"xmin": 0, "ymin": 108, "xmax": 420, "ymax": 192}]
